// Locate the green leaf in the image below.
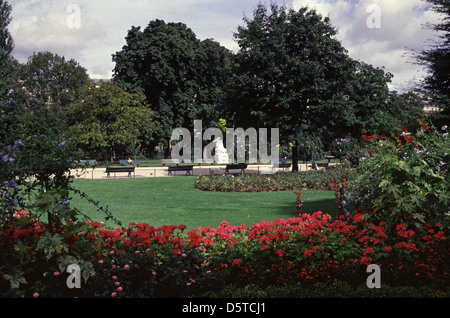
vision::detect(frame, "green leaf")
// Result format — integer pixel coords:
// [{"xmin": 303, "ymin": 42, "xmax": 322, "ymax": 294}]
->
[
  {"xmin": 37, "ymin": 233, "xmax": 69, "ymax": 261},
  {"xmin": 3, "ymin": 270, "xmax": 27, "ymax": 290},
  {"xmin": 378, "ymin": 179, "xmax": 391, "ymax": 188}
]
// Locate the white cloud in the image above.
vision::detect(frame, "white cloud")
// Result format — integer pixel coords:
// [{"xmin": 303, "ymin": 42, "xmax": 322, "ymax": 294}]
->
[
  {"xmin": 292, "ymin": 0, "xmax": 442, "ymax": 92},
  {"xmin": 7, "ymin": 0, "xmax": 444, "ymax": 88},
  {"xmin": 10, "ymin": 2, "xmax": 105, "ymax": 64}
]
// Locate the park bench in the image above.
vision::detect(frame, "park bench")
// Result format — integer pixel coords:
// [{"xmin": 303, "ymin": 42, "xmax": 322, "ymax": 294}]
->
[
  {"xmin": 167, "ymin": 165, "xmax": 194, "ymax": 176},
  {"xmin": 105, "ymin": 166, "xmax": 135, "ymax": 178},
  {"xmin": 119, "ymin": 159, "xmax": 140, "ymax": 166},
  {"xmin": 161, "ymin": 159, "xmax": 181, "ymax": 166},
  {"xmin": 278, "ymin": 163, "xmax": 291, "ymax": 171},
  {"xmin": 224, "ymin": 163, "xmax": 248, "ymax": 175}
]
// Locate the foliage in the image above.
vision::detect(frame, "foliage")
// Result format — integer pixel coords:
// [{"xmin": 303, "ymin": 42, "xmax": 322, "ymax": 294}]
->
[
  {"xmin": 194, "ymin": 166, "xmax": 357, "ymax": 192},
  {"xmin": 112, "ymin": 20, "xmax": 234, "ymax": 156},
  {"xmin": 227, "ymin": 3, "xmax": 353, "ymax": 171},
  {"xmin": 329, "ymin": 137, "xmax": 358, "ymax": 161},
  {"xmin": 66, "ymin": 81, "xmax": 160, "ymax": 161},
  {"xmin": 415, "ymin": 0, "xmax": 449, "ymax": 113},
  {"xmin": 0, "ymin": 0, "xmax": 14, "ymax": 98},
  {"xmin": 0, "ymin": 92, "xmax": 117, "ymax": 297},
  {"xmin": 203, "ymin": 281, "xmax": 450, "ymax": 298},
  {"xmin": 1, "ymin": 211, "xmax": 447, "ymax": 297},
  {"xmin": 18, "ymin": 51, "xmax": 89, "ymax": 112},
  {"xmin": 348, "ymin": 121, "xmax": 450, "ymax": 231}
]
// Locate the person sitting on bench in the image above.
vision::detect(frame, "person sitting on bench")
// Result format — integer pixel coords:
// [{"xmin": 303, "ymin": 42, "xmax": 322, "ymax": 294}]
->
[{"xmin": 127, "ymin": 157, "xmax": 135, "ymax": 166}]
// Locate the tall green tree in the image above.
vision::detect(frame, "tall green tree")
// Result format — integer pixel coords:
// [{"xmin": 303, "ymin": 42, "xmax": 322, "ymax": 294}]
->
[
  {"xmin": 112, "ymin": 20, "xmax": 233, "ymax": 157},
  {"xmin": 189, "ymin": 38, "xmax": 235, "ymax": 128},
  {"xmin": 227, "ymin": 3, "xmax": 353, "ymax": 170},
  {"xmin": 416, "ymin": 0, "xmax": 449, "ymax": 124},
  {"xmin": 0, "ymin": 0, "xmax": 14, "ymax": 99},
  {"xmin": 19, "ymin": 51, "xmax": 89, "ymax": 123},
  {"xmin": 66, "ymin": 81, "xmax": 160, "ymax": 161}
]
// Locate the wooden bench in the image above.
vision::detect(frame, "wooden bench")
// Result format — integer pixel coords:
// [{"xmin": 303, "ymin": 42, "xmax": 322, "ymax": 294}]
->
[
  {"xmin": 105, "ymin": 166, "xmax": 135, "ymax": 178},
  {"xmin": 278, "ymin": 163, "xmax": 291, "ymax": 171},
  {"xmin": 224, "ymin": 164, "xmax": 248, "ymax": 175},
  {"xmin": 167, "ymin": 165, "xmax": 194, "ymax": 176},
  {"xmin": 161, "ymin": 159, "xmax": 181, "ymax": 166}
]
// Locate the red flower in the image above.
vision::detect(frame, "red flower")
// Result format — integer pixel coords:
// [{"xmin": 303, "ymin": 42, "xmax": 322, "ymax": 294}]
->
[
  {"xmin": 353, "ymin": 214, "xmax": 364, "ymax": 224},
  {"xmin": 363, "ymin": 247, "xmax": 374, "ymax": 255},
  {"xmin": 304, "ymin": 249, "xmax": 313, "ymax": 258},
  {"xmin": 360, "ymin": 256, "xmax": 372, "ymax": 266},
  {"xmin": 276, "ymin": 249, "xmax": 285, "ymax": 257},
  {"xmin": 232, "ymin": 258, "xmax": 242, "ymax": 266}
]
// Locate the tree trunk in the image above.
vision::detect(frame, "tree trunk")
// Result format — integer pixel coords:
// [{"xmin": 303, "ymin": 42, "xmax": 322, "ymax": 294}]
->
[
  {"xmin": 164, "ymin": 138, "xmax": 171, "ymax": 159},
  {"xmin": 292, "ymin": 145, "xmax": 299, "ymax": 172}
]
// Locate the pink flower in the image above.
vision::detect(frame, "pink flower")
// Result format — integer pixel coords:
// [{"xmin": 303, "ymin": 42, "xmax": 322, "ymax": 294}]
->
[
  {"xmin": 33, "ymin": 293, "xmax": 39, "ymax": 298},
  {"xmin": 111, "ymin": 292, "xmax": 117, "ymax": 298},
  {"xmin": 276, "ymin": 249, "xmax": 285, "ymax": 257},
  {"xmin": 117, "ymin": 287, "xmax": 123, "ymax": 292},
  {"xmin": 123, "ymin": 264, "xmax": 130, "ymax": 271}
]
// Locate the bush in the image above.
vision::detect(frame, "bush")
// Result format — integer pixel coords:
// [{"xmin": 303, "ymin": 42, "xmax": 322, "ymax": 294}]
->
[
  {"xmin": 194, "ymin": 165, "xmax": 357, "ymax": 192},
  {"xmin": 0, "ymin": 211, "xmax": 447, "ymax": 297},
  {"xmin": 203, "ymin": 281, "xmax": 450, "ymax": 298},
  {"xmin": 348, "ymin": 121, "xmax": 450, "ymax": 231}
]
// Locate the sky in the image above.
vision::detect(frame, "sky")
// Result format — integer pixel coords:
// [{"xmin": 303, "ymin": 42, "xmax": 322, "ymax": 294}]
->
[{"xmin": 7, "ymin": 0, "xmax": 445, "ymax": 93}]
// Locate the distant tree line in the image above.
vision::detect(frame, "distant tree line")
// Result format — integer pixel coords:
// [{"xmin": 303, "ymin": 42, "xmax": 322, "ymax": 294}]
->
[{"xmin": 1, "ymin": 1, "xmax": 447, "ymax": 167}]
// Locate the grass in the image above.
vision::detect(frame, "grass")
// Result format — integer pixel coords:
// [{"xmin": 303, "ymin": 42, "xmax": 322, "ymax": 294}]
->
[{"xmin": 69, "ymin": 177, "xmax": 337, "ymax": 230}]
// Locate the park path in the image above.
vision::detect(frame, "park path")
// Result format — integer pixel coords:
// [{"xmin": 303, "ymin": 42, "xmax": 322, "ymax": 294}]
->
[{"xmin": 70, "ymin": 163, "xmax": 315, "ymax": 180}]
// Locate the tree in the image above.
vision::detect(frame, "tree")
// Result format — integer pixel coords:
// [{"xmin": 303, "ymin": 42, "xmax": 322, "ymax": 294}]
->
[
  {"xmin": 227, "ymin": 3, "xmax": 353, "ymax": 170},
  {"xmin": 189, "ymin": 38, "xmax": 235, "ymax": 128},
  {"xmin": 0, "ymin": 0, "xmax": 14, "ymax": 98},
  {"xmin": 66, "ymin": 81, "xmax": 160, "ymax": 161},
  {"xmin": 416, "ymin": 0, "xmax": 449, "ymax": 124},
  {"xmin": 112, "ymin": 20, "xmax": 234, "ymax": 157},
  {"xmin": 19, "ymin": 51, "xmax": 89, "ymax": 123}
]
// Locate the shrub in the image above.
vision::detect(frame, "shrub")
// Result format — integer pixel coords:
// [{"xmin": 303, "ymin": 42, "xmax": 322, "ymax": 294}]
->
[
  {"xmin": 194, "ymin": 165, "xmax": 357, "ymax": 192},
  {"xmin": 348, "ymin": 121, "xmax": 450, "ymax": 231},
  {"xmin": 203, "ymin": 281, "xmax": 450, "ymax": 298},
  {"xmin": 1, "ymin": 211, "xmax": 447, "ymax": 297}
]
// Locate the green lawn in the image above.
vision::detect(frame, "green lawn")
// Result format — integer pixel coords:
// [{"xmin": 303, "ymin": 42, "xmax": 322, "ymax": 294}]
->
[{"xmin": 69, "ymin": 177, "xmax": 337, "ymax": 230}]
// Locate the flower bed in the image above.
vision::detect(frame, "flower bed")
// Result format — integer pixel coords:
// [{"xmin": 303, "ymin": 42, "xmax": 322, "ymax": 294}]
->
[
  {"xmin": 1, "ymin": 210, "xmax": 447, "ymax": 298},
  {"xmin": 195, "ymin": 166, "xmax": 357, "ymax": 192}
]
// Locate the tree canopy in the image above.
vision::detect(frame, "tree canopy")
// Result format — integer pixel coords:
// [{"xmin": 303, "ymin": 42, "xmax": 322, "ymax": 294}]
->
[
  {"xmin": 226, "ymin": 3, "xmax": 354, "ymax": 170},
  {"xmin": 112, "ymin": 20, "xmax": 234, "ymax": 156},
  {"xmin": 66, "ymin": 81, "xmax": 160, "ymax": 161},
  {"xmin": 415, "ymin": 0, "xmax": 449, "ymax": 126},
  {"xmin": 0, "ymin": 0, "xmax": 14, "ymax": 99}
]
